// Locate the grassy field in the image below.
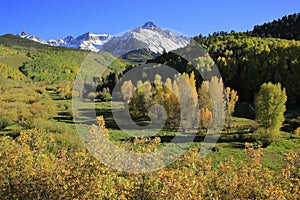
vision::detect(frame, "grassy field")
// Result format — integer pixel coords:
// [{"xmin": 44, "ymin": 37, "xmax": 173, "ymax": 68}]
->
[{"xmin": 52, "ymin": 91, "xmax": 300, "ymax": 172}]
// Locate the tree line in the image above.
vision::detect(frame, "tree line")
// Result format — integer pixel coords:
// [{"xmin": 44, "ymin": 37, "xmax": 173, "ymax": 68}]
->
[{"xmin": 251, "ymin": 13, "xmax": 300, "ymax": 40}]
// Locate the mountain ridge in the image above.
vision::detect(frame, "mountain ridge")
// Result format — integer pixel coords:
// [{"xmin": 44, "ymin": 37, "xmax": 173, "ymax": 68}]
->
[{"xmin": 17, "ymin": 22, "xmax": 191, "ymax": 55}]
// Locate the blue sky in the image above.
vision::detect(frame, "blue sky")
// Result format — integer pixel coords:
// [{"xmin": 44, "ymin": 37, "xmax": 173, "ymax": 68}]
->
[{"xmin": 1, "ymin": 0, "xmax": 299, "ymax": 40}]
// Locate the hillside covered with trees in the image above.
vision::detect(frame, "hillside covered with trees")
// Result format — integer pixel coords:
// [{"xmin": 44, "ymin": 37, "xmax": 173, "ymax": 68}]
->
[
  {"xmin": 251, "ymin": 13, "xmax": 300, "ymax": 40},
  {"xmin": 150, "ymin": 32, "xmax": 300, "ymax": 105}
]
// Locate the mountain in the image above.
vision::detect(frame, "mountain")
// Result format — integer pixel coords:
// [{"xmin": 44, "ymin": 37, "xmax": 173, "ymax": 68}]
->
[
  {"xmin": 101, "ymin": 22, "xmax": 190, "ymax": 55},
  {"xmin": 48, "ymin": 33, "xmax": 112, "ymax": 52},
  {"xmin": 17, "ymin": 22, "xmax": 190, "ymax": 55},
  {"xmin": 251, "ymin": 13, "xmax": 300, "ymax": 40},
  {"xmin": 18, "ymin": 31, "xmax": 48, "ymax": 44}
]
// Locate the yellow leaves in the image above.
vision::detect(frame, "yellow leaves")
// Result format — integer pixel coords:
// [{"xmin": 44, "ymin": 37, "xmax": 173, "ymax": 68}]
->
[
  {"xmin": 133, "ymin": 137, "xmax": 161, "ymax": 145},
  {"xmin": 294, "ymin": 127, "xmax": 300, "ymax": 136},
  {"xmin": 199, "ymin": 108, "xmax": 212, "ymax": 131},
  {"xmin": 96, "ymin": 115, "xmax": 109, "ymax": 137},
  {"xmin": 225, "ymin": 87, "xmax": 239, "ymax": 128},
  {"xmin": 1, "ymin": 121, "xmax": 300, "ymax": 199},
  {"xmin": 120, "ymin": 80, "xmax": 135, "ymax": 104},
  {"xmin": 217, "ymin": 56, "xmax": 228, "ymax": 66},
  {"xmin": 194, "ymin": 54, "xmax": 215, "ymax": 71}
]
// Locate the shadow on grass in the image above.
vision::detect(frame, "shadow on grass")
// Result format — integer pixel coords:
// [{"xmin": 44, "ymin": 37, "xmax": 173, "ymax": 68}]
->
[
  {"xmin": 77, "ymin": 107, "xmax": 177, "ymax": 130},
  {"xmin": 0, "ymin": 131, "xmax": 20, "ymax": 138},
  {"xmin": 121, "ymin": 132, "xmax": 254, "ymax": 150},
  {"xmin": 0, "ymin": 128, "xmax": 13, "ymax": 133},
  {"xmin": 75, "ymin": 106, "xmax": 255, "ymax": 149},
  {"xmin": 54, "ymin": 116, "xmax": 75, "ymax": 124}
]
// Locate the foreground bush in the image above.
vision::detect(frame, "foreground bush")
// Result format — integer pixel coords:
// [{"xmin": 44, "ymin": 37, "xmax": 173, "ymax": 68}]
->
[{"xmin": 0, "ymin": 129, "xmax": 299, "ymax": 199}]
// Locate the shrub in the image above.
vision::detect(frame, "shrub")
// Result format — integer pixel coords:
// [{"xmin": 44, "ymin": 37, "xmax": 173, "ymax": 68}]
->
[
  {"xmin": 30, "ymin": 118, "xmax": 74, "ymax": 135},
  {"xmin": 0, "ymin": 107, "xmax": 18, "ymax": 129},
  {"xmin": 253, "ymin": 128, "xmax": 280, "ymax": 147}
]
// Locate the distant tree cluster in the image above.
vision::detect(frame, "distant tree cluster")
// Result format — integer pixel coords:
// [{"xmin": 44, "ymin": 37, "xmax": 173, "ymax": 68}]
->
[{"xmin": 252, "ymin": 13, "xmax": 300, "ymax": 40}]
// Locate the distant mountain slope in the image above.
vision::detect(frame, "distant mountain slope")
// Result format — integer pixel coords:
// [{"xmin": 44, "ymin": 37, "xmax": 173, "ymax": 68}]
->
[
  {"xmin": 0, "ymin": 34, "xmax": 53, "ymax": 50},
  {"xmin": 0, "ymin": 35, "xmax": 129, "ymax": 82},
  {"xmin": 15, "ymin": 22, "xmax": 190, "ymax": 55},
  {"xmin": 0, "ymin": 48, "xmax": 29, "ymax": 81},
  {"xmin": 251, "ymin": 13, "xmax": 300, "ymax": 40}
]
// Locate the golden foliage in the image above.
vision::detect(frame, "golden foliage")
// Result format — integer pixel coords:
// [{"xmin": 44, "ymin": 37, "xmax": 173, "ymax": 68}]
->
[
  {"xmin": 0, "ymin": 127, "xmax": 299, "ymax": 199},
  {"xmin": 96, "ymin": 115, "xmax": 109, "ymax": 137}
]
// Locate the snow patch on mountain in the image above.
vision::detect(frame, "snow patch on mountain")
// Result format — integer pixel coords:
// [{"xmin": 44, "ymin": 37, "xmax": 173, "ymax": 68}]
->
[{"xmin": 18, "ymin": 31, "xmax": 48, "ymax": 44}]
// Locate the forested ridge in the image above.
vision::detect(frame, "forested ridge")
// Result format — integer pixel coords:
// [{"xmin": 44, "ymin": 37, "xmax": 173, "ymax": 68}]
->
[
  {"xmin": 196, "ymin": 33, "xmax": 300, "ymax": 104},
  {"xmin": 251, "ymin": 13, "xmax": 300, "ymax": 40},
  {"xmin": 150, "ymin": 32, "xmax": 300, "ymax": 105}
]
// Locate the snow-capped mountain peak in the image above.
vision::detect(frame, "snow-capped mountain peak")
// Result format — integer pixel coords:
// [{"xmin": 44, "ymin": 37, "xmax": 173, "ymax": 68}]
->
[
  {"xmin": 17, "ymin": 22, "xmax": 190, "ymax": 55},
  {"xmin": 18, "ymin": 31, "xmax": 48, "ymax": 44},
  {"xmin": 19, "ymin": 31, "xmax": 30, "ymax": 38},
  {"xmin": 101, "ymin": 22, "xmax": 190, "ymax": 55},
  {"xmin": 141, "ymin": 21, "xmax": 157, "ymax": 30}
]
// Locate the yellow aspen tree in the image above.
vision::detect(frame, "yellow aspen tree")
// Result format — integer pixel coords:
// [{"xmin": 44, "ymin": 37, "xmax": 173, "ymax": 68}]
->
[
  {"xmin": 121, "ymin": 80, "xmax": 135, "ymax": 104},
  {"xmin": 225, "ymin": 87, "xmax": 239, "ymax": 129}
]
